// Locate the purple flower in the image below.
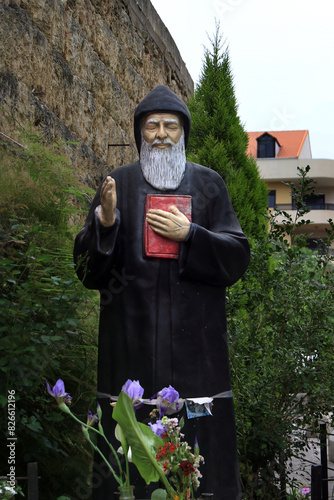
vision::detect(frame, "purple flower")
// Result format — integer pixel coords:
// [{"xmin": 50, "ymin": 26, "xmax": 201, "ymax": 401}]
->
[
  {"xmin": 149, "ymin": 419, "xmax": 167, "ymax": 438},
  {"xmin": 302, "ymin": 488, "xmax": 310, "ymax": 495},
  {"xmin": 122, "ymin": 379, "xmax": 144, "ymax": 409},
  {"xmin": 87, "ymin": 410, "xmax": 99, "ymax": 426},
  {"xmin": 46, "ymin": 379, "xmax": 72, "ymax": 406},
  {"xmin": 157, "ymin": 385, "xmax": 180, "ymax": 416}
]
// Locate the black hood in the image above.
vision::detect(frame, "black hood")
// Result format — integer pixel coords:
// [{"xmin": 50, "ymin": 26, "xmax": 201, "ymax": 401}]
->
[{"xmin": 133, "ymin": 85, "xmax": 191, "ymax": 153}]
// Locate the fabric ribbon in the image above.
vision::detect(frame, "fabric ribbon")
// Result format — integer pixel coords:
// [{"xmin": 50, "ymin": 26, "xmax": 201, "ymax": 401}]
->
[{"xmin": 97, "ymin": 390, "xmax": 233, "ymax": 416}]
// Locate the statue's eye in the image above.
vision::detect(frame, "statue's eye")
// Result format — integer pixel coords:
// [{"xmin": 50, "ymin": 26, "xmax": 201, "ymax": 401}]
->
[{"xmin": 145, "ymin": 123, "xmax": 158, "ymax": 131}]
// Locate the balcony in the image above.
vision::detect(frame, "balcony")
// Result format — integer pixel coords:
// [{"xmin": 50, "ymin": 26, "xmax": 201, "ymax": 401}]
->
[
  {"xmin": 273, "ymin": 204, "xmax": 334, "ymax": 231},
  {"xmin": 276, "ymin": 203, "xmax": 334, "ymax": 212},
  {"xmin": 258, "ymin": 158, "xmax": 334, "ymax": 187}
]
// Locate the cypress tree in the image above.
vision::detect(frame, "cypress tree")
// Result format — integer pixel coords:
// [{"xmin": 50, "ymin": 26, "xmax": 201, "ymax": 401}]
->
[{"xmin": 187, "ymin": 24, "xmax": 268, "ymax": 240}]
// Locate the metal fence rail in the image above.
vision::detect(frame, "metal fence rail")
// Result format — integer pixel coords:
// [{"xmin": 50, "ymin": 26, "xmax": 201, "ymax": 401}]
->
[
  {"xmin": 0, "ymin": 462, "xmax": 39, "ymax": 499},
  {"xmin": 311, "ymin": 424, "xmax": 334, "ymax": 500}
]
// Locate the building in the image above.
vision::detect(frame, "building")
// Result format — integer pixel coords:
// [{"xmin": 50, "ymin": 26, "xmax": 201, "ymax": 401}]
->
[{"xmin": 247, "ymin": 130, "xmax": 334, "ymax": 251}]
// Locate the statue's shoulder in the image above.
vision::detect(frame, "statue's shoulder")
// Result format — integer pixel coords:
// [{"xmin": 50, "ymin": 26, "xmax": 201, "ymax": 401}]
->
[{"xmin": 186, "ymin": 161, "xmax": 226, "ymax": 185}]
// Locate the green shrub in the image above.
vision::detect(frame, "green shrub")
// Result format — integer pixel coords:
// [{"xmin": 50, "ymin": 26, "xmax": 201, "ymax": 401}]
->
[
  {"xmin": 0, "ymin": 130, "xmax": 99, "ymax": 498},
  {"xmin": 227, "ymin": 167, "xmax": 334, "ymax": 498}
]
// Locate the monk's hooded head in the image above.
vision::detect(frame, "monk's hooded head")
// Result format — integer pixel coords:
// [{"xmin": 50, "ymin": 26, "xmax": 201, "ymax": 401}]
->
[{"xmin": 133, "ymin": 85, "xmax": 191, "ymax": 190}]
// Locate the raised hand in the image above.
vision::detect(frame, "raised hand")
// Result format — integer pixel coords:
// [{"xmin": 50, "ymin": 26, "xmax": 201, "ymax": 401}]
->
[{"xmin": 98, "ymin": 176, "xmax": 117, "ymax": 227}]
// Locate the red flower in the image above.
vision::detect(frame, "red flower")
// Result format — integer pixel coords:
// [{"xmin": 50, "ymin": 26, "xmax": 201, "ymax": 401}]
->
[
  {"xmin": 163, "ymin": 461, "xmax": 169, "ymax": 472},
  {"xmin": 156, "ymin": 442, "xmax": 177, "ymax": 461},
  {"xmin": 180, "ymin": 461, "xmax": 195, "ymax": 476}
]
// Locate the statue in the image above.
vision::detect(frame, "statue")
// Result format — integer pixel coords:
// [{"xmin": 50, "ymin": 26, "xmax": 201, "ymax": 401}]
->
[{"xmin": 74, "ymin": 85, "xmax": 250, "ymax": 499}]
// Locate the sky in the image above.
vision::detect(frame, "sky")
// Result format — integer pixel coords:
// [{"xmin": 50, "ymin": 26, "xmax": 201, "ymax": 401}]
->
[{"xmin": 150, "ymin": 0, "xmax": 334, "ymax": 159}]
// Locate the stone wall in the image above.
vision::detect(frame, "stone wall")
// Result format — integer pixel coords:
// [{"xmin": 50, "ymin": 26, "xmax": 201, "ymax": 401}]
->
[{"xmin": 0, "ymin": 0, "xmax": 193, "ymax": 186}]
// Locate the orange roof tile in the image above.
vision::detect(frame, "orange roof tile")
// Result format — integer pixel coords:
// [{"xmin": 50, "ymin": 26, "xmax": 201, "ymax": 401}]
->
[{"xmin": 247, "ymin": 130, "xmax": 309, "ymax": 158}]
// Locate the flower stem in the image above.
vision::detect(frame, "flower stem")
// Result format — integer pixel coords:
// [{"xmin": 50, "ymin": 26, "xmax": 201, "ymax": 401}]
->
[
  {"xmin": 59, "ymin": 404, "xmax": 124, "ymax": 485},
  {"xmin": 100, "ymin": 425, "xmax": 130, "ymax": 487},
  {"xmin": 84, "ymin": 431, "xmax": 123, "ymax": 486}
]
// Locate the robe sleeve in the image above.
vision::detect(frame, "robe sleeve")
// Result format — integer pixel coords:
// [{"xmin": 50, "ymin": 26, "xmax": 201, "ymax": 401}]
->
[
  {"xmin": 179, "ymin": 173, "xmax": 250, "ymax": 288},
  {"xmin": 73, "ymin": 181, "xmax": 121, "ymax": 290},
  {"xmin": 179, "ymin": 223, "xmax": 250, "ymax": 287}
]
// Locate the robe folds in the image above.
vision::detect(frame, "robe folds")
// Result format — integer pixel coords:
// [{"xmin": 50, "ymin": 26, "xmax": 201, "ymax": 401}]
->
[{"xmin": 74, "ymin": 160, "xmax": 250, "ymax": 499}]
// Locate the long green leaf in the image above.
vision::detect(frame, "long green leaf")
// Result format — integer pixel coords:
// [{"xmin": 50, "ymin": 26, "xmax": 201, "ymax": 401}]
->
[{"xmin": 112, "ymin": 392, "xmax": 164, "ymax": 485}]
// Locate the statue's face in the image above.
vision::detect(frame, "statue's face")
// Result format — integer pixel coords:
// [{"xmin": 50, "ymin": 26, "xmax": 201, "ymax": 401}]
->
[{"xmin": 142, "ymin": 113, "xmax": 183, "ymax": 149}]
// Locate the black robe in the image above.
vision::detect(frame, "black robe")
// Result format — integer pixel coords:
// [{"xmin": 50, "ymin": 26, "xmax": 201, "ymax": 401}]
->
[{"xmin": 74, "ymin": 160, "xmax": 250, "ymax": 499}]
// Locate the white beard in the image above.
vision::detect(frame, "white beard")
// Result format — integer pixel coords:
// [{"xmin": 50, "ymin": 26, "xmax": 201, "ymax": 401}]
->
[{"xmin": 140, "ymin": 130, "xmax": 186, "ymax": 190}]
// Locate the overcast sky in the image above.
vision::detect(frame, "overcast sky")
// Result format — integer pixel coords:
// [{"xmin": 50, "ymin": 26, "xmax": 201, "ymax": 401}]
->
[{"xmin": 150, "ymin": 0, "xmax": 334, "ymax": 159}]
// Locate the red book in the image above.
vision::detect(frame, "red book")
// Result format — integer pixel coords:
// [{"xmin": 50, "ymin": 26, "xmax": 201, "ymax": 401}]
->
[{"xmin": 144, "ymin": 194, "xmax": 192, "ymax": 259}]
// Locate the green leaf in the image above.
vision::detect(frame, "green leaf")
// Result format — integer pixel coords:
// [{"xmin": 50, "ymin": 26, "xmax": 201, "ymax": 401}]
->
[
  {"xmin": 25, "ymin": 415, "xmax": 43, "ymax": 433},
  {"xmin": 66, "ymin": 318, "xmax": 78, "ymax": 327},
  {"xmin": 44, "ymin": 412, "xmax": 65, "ymax": 422},
  {"xmin": 112, "ymin": 391, "xmax": 164, "ymax": 485},
  {"xmin": 0, "ymin": 395, "xmax": 8, "ymax": 408},
  {"xmin": 151, "ymin": 489, "xmax": 167, "ymax": 500}
]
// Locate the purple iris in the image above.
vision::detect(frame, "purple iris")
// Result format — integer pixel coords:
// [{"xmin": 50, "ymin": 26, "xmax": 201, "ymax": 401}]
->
[
  {"xmin": 148, "ymin": 419, "xmax": 167, "ymax": 438},
  {"xmin": 157, "ymin": 385, "xmax": 180, "ymax": 416},
  {"xmin": 122, "ymin": 379, "xmax": 144, "ymax": 409},
  {"xmin": 46, "ymin": 379, "xmax": 72, "ymax": 406},
  {"xmin": 87, "ymin": 410, "xmax": 99, "ymax": 426}
]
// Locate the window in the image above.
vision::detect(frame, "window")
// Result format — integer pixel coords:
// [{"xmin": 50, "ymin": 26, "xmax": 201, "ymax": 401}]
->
[
  {"xmin": 306, "ymin": 194, "xmax": 325, "ymax": 209},
  {"xmin": 256, "ymin": 133, "xmax": 278, "ymax": 158},
  {"xmin": 306, "ymin": 238, "xmax": 326, "ymax": 253},
  {"xmin": 268, "ymin": 190, "xmax": 276, "ymax": 208}
]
